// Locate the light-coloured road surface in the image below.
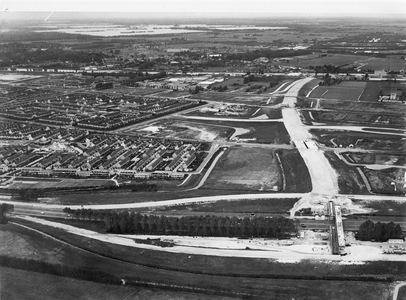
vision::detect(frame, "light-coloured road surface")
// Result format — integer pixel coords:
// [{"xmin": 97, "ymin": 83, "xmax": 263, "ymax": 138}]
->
[
  {"xmin": 180, "ymin": 115, "xmax": 281, "ymax": 122},
  {"xmin": 282, "ymin": 78, "xmax": 339, "ymax": 195},
  {"xmin": 3, "ymin": 193, "xmax": 404, "ymax": 212},
  {"xmin": 392, "ymin": 282, "xmax": 406, "ymax": 300}
]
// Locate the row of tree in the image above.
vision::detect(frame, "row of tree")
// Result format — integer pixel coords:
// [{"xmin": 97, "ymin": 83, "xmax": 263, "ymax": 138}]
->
[
  {"xmin": 63, "ymin": 208, "xmax": 296, "ymax": 238},
  {"xmin": 356, "ymin": 220, "xmax": 403, "ymax": 242}
]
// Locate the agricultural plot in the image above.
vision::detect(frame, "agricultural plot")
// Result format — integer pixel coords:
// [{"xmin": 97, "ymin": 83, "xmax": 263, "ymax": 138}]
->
[
  {"xmin": 278, "ymin": 54, "xmax": 380, "ymax": 69},
  {"xmin": 203, "ymin": 147, "xmax": 283, "ymax": 191},
  {"xmin": 309, "ymin": 82, "xmax": 366, "ymax": 100},
  {"xmin": 358, "ymin": 56, "xmax": 406, "ymax": 72}
]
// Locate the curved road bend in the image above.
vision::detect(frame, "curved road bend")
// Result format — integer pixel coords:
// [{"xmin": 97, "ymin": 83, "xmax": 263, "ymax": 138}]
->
[
  {"xmin": 393, "ymin": 282, "xmax": 406, "ymax": 300},
  {"xmin": 282, "ymin": 77, "xmax": 339, "ymax": 195}
]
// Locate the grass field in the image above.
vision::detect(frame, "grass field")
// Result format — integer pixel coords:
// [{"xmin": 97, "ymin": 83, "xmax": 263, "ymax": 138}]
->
[
  {"xmin": 347, "ymin": 153, "xmax": 406, "ymax": 166},
  {"xmin": 324, "ymin": 152, "xmax": 370, "ymax": 195},
  {"xmin": 185, "ymin": 105, "xmax": 263, "ymax": 119},
  {"xmin": 148, "ymin": 198, "xmax": 300, "ymax": 215},
  {"xmin": 310, "ymin": 129, "xmax": 405, "ymax": 151},
  {"xmin": 7, "ymin": 218, "xmax": 402, "ymax": 300},
  {"xmin": 149, "ymin": 89, "xmax": 191, "ymax": 98},
  {"xmin": 309, "ymin": 110, "xmax": 406, "ymax": 127},
  {"xmin": 309, "ymin": 82, "xmax": 366, "ymax": 100},
  {"xmin": 351, "ymin": 200, "xmax": 406, "ymax": 217},
  {"xmin": 179, "ymin": 119, "xmax": 291, "ymax": 144},
  {"xmin": 133, "ymin": 119, "xmax": 234, "ymax": 141},
  {"xmin": 298, "ymin": 78, "xmax": 321, "ymax": 97},
  {"xmin": 203, "ymin": 147, "xmax": 283, "ymax": 191},
  {"xmin": 363, "ymin": 168, "xmax": 406, "ymax": 195},
  {"xmin": 279, "ymin": 54, "xmax": 381, "ymax": 69},
  {"xmin": 7, "ymin": 178, "xmax": 115, "ymax": 190},
  {"xmin": 1, "ymin": 267, "xmax": 218, "ymax": 300},
  {"xmin": 278, "ymin": 149, "xmax": 312, "ymax": 193},
  {"xmin": 359, "ymin": 81, "xmax": 406, "ymax": 102},
  {"xmin": 41, "ymin": 188, "xmax": 266, "ymax": 206},
  {"xmin": 190, "ymin": 91, "xmax": 269, "ymax": 105}
]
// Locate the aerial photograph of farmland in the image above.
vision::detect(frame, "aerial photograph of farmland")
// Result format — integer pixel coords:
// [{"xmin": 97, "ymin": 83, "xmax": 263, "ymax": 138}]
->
[{"xmin": 0, "ymin": 0, "xmax": 406, "ymax": 299}]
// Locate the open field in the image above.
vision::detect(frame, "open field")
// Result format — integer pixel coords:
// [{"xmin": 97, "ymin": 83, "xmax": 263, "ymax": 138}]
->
[
  {"xmin": 309, "ymin": 82, "xmax": 366, "ymax": 100},
  {"xmin": 185, "ymin": 119, "xmax": 291, "ymax": 144},
  {"xmin": 1, "ymin": 267, "xmax": 216, "ymax": 300},
  {"xmin": 351, "ymin": 200, "xmax": 406, "ymax": 217},
  {"xmin": 275, "ymin": 53, "xmax": 406, "ymax": 71},
  {"xmin": 277, "ymin": 149, "xmax": 312, "ymax": 193},
  {"xmin": 324, "ymin": 152, "xmax": 370, "ymax": 195},
  {"xmin": 297, "ymin": 78, "xmax": 321, "ymax": 97},
  {"xmin": 203, "ymin": 147, "xmax": 283, "ymax": 191},
  {"xmin": 37, "ymin": 188, "xmax": 265, "ymax": 206},
  {"xmin": 11, "ymin": 218, "xmax": 406, "ymax": 291},
  {"xmin": 132, "ymin": 119, "xmax": 234, "ymax": 141},
  {"xmin": 148, "ymin": 89, "xmax": 191, "ymax": 98},
  {"xmin": 146, "ymin": 198, "xmax": 300, "ymax": 215},
  {"xmin": 5, "ymin": 178, "xmax": 115, "ymax": 190},
  {"xmin": 185, "ymin": 105, "xmax": 283, "ymax": 120},
  {"xmin": 278, "ymin": 53, "xmax": 384, "ymax": 68},
  {"xmin": 360, "ymin": 81, "xmax": 406, "ymax": 102},
  {"xmin": 310, "ymin": 129, "xmax": 406, "ymax": 150},
  {"xmin": 119, "ymin": 86, "xmax": 160, "ymax": 96},
  {"xmin": 358, "ymin": 56, "xmax": 406, "ymax": 71},
  {"xmin": 184, "ymin": 104, "xmax": 273, "ymax": 119},
  {"xmin": 0, "ymin": 74, "xmax": 44, "ymax": 83},
  {"xmin": 347, "ymin": 153, "xmax": 406, "ymax": 166},
  {"xmin": 190, "ymin": 91, "xmax": 269, "ymax": 105},
  {"xmin": 364, "ymin": 168, "xmax": 406, "ymax": 195},
  {"xmin": 308, "ymin": 110, "xmax": 406, "ymax": 128}
]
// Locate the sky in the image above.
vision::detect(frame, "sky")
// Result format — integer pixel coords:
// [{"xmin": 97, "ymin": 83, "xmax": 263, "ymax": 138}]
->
[{"xmin": 0, "ymin": 0, "xmax": 405, "ymax": 16}]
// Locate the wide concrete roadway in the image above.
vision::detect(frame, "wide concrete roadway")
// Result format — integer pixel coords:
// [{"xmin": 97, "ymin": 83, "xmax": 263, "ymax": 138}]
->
[{"xmin": 281, "ymin": 77, "xmax": 339, "ymax": 195}]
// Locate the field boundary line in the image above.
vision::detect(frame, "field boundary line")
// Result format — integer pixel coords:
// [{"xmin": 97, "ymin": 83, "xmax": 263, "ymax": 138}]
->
[{"xmin": 275, "ymin": 152, "xmax": 286, "ymax": 191}]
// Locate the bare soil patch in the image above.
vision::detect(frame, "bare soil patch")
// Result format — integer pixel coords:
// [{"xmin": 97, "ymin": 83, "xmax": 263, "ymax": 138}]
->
[{"xmin": 203, "ymin": 147, "xmax": 283, "ymax": 191}]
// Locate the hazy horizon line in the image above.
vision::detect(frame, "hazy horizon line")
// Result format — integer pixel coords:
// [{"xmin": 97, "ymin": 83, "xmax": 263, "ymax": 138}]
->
[{"xmin": 1, "ymin": 11, "xmax": 405, "ymax": 19}]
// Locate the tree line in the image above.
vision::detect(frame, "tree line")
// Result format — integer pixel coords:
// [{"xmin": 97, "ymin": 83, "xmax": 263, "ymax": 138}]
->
[
  {"xmin": 356, "ymin": 220, "xmax": 403, "ymax": 242},
  {"xmin": 63, "ymin": 208, "xmax": 296, "ymax": 238}
]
